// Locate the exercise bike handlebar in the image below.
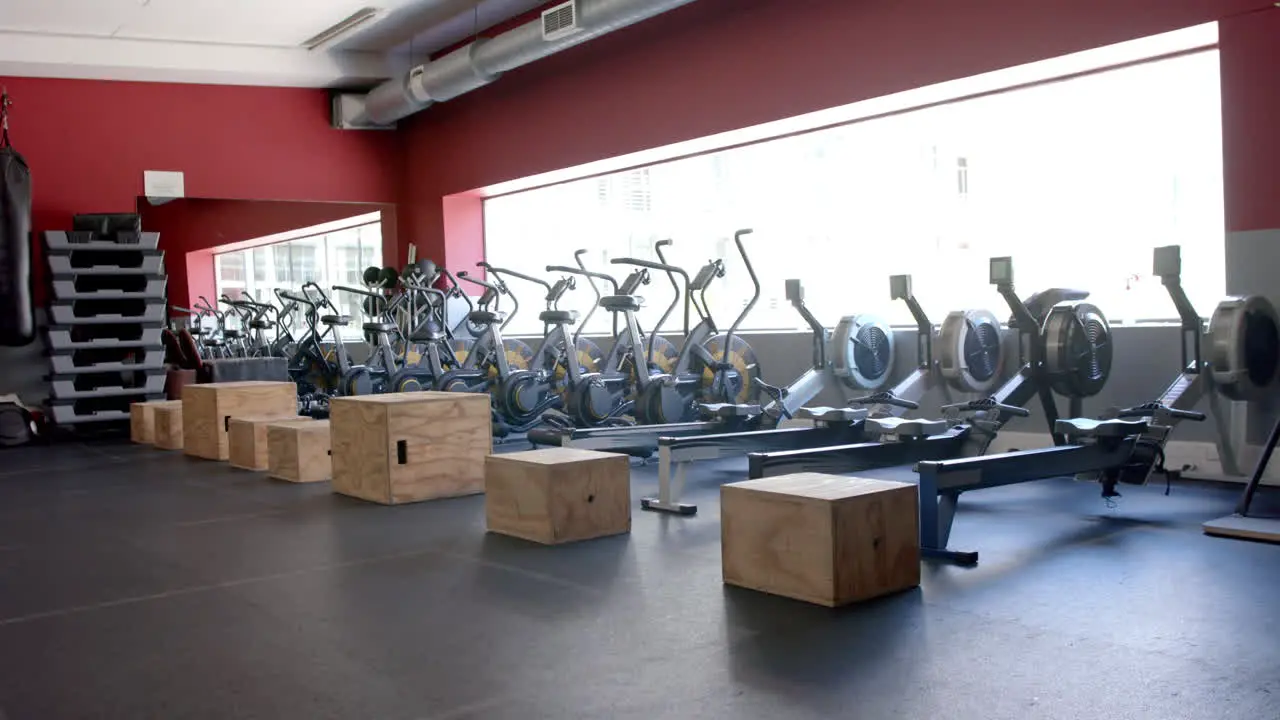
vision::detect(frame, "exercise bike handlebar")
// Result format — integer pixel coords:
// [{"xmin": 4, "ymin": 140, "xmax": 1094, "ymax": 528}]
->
[
  {"xmin": 721, "ymin": 229, "xmax": 759, "ymax": 363},
  {"xmin": 611, "ymin": 257, "xmax": 690, "ymax": 282},
  {"xmin": 613, "ymin": 256, "xmax": 690, "ymax": 346},
  {"xmin": 547, "ymin": 265, "xmax": 619, "ymax": 294},
  {"xmin": 486, "ymin": 265, "xmax": 553, "ymax": 293}
]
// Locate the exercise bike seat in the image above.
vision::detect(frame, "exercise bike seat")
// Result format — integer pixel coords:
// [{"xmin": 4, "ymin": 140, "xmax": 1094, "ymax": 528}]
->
[
  {"xmin": 863, "ymin": 416, "xmax": 949, "ymax": 438},
  {"xmin": 539, "ymin": 310, "xmax": 579, "ymax": 326},
  {"xmin": 599, "ymin": 295, "xmax": 644, "ymax": 313},
  {"xmin": 1055, "ymin": 417, "xmax": 1149, "ymax": 439},
  {"xmin": 468, "ymin": 309, "xmax": 507, "ymax": 326},
  {"xmin": 698, "ymin": 402, "xmax": 762, "ymax": 419},
  {"xmin": 249, "ymin": 320, "xmax": 272, "ymax": 331},
  {"xmin": 362, "ymin": 321, "xmax": 399, "ymax": 335},
  {"xmin": 794, "ymin": 407, "xmax": 869, "ymax": 424},
  {"xmin": 321, "ymin": 314, "xmax": 351, "ymax": 327},
  {"xmin": 223, "ymin": 329, "xmax": 244, "ymax": 339},
  {"xmin": 410, "ymin": 323, "xmax": 445, "ymax": 342}
]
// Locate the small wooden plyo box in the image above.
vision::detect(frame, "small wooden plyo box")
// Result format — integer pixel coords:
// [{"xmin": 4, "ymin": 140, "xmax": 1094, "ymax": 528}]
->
[
  {"xmin": 182, "ymin": 381, "xmax": 297, "ymax": 461},
  {"xmin": 229, "ymin": 415, "xmax": 312, "ymax": 471},
  {"xmin": 130, "ymin": 399, "xmax": 182, "ymax": 444},
  {"xmin": 330, "ymin": 392, "xmax": 491, "ymax": 505},
  {"xmin": 721, "ymin": 473, "xmax": 920, "ymax": 607},
  {"xmin": 485, "ymin": 448, "xmax": 631, "ymax": 544},
  {"xmin": 153, "ymin": 403, "xmax": 185, "ymax": 450},
  {"xmin": 267, "ymin": 419, "xmax": 331, "ymax": 483}
]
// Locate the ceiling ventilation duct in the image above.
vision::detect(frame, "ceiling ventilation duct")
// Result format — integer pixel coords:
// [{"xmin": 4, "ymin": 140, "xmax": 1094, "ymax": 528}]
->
[{"xmin": 342, "ymin": 0, "xmax": 699, "ymax": 128}]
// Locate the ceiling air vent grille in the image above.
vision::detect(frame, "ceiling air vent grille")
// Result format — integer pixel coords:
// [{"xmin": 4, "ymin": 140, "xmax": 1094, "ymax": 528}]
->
[{"xmin": 542, "ymin": 1, "xmax": 581, "ymax": 41}]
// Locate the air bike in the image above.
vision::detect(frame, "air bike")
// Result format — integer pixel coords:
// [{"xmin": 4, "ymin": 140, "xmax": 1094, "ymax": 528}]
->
[
  {"xmin": 912, "ymin": 247, "xmax": 1280, "ymax": 564},
  {"xmin": 645, "ymin": 273, "xmax": 1002, "ymax": 514},
  {"xmin": 527, "ymin": 230, "xmax": 765, "ymax": 452}
]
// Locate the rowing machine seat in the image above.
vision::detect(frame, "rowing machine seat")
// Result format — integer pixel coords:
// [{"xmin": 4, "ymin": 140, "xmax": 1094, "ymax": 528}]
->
[
  {"xmin": 863, "ymin": 416, "xmax": 950, "ymax": 438},
  {"xmin": 1055, "ymin": 418, "xmax": 1149, "ymax": 439},
  {"xmin": 794, "ymin": 407, "xmax": 869, "ymax": 424},
  {"xmin": 698, "ymin": 402, "xmax": 762, "ymax": 419}
]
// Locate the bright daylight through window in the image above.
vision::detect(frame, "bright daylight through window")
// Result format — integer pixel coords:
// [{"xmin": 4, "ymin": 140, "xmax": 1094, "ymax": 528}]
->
[
  {"xmin": 483, "ymin": 45, "xmax": 1224, "ymax": 336},
  {"xmin": 214, "ymin": 213, "xmax": 383, "ymax": 338}
]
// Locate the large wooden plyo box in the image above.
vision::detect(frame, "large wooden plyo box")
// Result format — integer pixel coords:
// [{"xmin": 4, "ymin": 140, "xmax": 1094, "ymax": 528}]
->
[
  {"xmin": 131, "ymin": 400, "xmax": 182, "ymax": 444},
  {"xmin": 485, "ymin": 448, "xmax": 631, "ymax": 544},
  {"xmin": 229, "ymin": 415, "xmax": 312, "ymax": 471},
  {"xmin": 153, "ymin": 404, "xmax": 184, "ymax": 450},
  {"xmin": 721, "ymin": 473, "xmax": 920, "ymax": 607},
  {"xmin": 330, "ymin": 392, "xmax": 491, "ymax": 505},
  {"xmin": 182, "ymin": 381, "xmax": 297, "ymax": 461},
  {"xmin": 268, "ymin": 419, "xmax": 331, "ymax": 483}
]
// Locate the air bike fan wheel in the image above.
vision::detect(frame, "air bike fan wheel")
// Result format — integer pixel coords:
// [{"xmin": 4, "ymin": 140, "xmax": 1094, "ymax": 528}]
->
[
  {"xmin": 937, "ymin": 308, "xmax": 1005, "ymax": 393},
  {"xmin": 1043, "ymin": 302, "xmax": 1113, "ymax": 398},
  {"xmin": 1207, "ymin": 295, "xmax": 1280, "ymax": 401},
  {"xmin": 832, "ymin": 314, "xmax": 895, "ymax": 390}
]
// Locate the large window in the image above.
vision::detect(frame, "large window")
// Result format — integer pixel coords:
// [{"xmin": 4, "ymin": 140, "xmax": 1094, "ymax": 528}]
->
[
  {"xmin": 214, "ymin": 214, "xmax": 383, "ymax": 339},
  {"xmin": 484, "ymin": 45, "xmax": 1224, "ymax": 336}
]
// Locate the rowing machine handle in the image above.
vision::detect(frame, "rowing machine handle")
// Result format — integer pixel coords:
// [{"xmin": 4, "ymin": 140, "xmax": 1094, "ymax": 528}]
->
[
  {"xmin": 850, "ymin": 392, "xmax": 919, "ymax": 410},
  {"xmin": 942, "ymin": 398, "xmax": 1032, "ymax": 417},
  {"xmin": 1118, "ymin": 406, "xmax": 1207, "ymax": 422}
]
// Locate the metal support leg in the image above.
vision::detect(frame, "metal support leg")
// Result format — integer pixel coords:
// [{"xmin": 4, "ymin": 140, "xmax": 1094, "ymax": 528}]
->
[
  {"xmin": 641, "ymin": 444, "xmax": 698, "ymax": 515},
  {"xmin": 916, "ymin": 468, "xmax": 978, "ymax": 565}
]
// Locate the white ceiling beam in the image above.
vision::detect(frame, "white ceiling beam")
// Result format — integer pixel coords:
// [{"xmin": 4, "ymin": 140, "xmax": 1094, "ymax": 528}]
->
[{"xmin": 0, "ymin": 31, "xmax": 390, "ymax": 88}]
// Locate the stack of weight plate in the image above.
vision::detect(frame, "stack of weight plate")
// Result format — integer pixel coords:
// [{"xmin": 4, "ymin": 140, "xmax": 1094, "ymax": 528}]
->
[{"xmin": 44, "ymin": 214, "xmax": 168, "ymax": 427}]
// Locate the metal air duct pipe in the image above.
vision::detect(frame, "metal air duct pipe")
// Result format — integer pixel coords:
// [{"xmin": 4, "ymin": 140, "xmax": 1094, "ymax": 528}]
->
[{"xmin": 358, "ymin": 0, "xmax": 699, "ymax": 126}]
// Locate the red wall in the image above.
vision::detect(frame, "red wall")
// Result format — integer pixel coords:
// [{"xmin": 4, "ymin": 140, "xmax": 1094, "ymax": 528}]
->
[
  {"xmin": 398, "ymin": 0, "xmax": 1278, "ymax": 269},
  {"xmin": 139, "ymin": 199, "xmax": 395, "ymax": 307},
  {"xmin": 0, "ymin": 76, "xmax": 399, "ymax": 304},
  {"xmin": 1219, "ymin": 8, "xmax": 1280, "ymax": 234}
]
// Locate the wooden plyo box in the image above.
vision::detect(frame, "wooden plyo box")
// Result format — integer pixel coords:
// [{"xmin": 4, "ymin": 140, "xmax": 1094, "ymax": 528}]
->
[
  {"xmin": 130, "ymin": 400, "xmax": 182, "ymax": 444},
  {"xmin": 182, "ymin": 382, "xmax": 297, "ymax": 461},
  {"xmin": 267, "ymin": 419, "xmax": 331, "ymax": 483},
  {"xmin": 229, "ymin": 415, "xmax": 312, "ymax": 471},
  {"xmin": 153, "ymin": 404, "xmax": 184, "ymax": 450},
  {"xmin": 330, "ymin": 392, "xmax": 491, "ymax": 505},
  {"xmin": 485, "ymin": 448, "xmax": 631, "ymax": 544},
  {"xmin": 721, "ymin": 473, "xmax": 920, "ymax": 607}
]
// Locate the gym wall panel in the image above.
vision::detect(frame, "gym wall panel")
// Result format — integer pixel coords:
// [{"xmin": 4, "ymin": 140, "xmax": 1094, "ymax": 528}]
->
[
  {"xmin": 0, "ymin": 76, "xmax": 400, "ymax": 299},
  {"xmin": 0, "ymin": 76, "xmax": 399, "ymax": 399},
  {"xmin": 1220, "ymin": 8, "xmax": 1280, "ymax": 233},
  {"xmin": 398, "ymin": 0, "xmax": 1272, "ymax": 264}
]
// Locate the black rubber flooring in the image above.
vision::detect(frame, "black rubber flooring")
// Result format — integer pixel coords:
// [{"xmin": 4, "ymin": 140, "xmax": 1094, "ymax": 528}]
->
[{"xmin": 0, "ymin": 439, "xmax": 1278, "ymax": 720}]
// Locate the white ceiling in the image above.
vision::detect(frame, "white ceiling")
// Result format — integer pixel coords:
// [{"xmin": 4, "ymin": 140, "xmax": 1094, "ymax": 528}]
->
[{"xmin": 0, "ymin": 0, "xmax": 543, "ymax": 88}]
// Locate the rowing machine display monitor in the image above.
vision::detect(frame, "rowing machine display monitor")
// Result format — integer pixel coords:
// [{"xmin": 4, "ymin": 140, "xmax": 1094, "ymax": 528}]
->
[{"xmin": 990, "ymin": 257, "xmax": 1013, "ymax": 285}]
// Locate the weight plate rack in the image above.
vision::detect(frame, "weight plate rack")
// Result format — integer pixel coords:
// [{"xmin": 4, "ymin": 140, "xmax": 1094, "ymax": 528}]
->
[{"xmin": 43, "ymin": 215, "xmax": 168, "ymax": 426}]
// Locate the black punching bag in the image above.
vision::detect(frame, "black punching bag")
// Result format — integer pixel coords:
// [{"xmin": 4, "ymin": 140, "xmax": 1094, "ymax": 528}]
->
[{"xmin": 0, "ymin": 91, "xmax": 34, "ymax": 347}]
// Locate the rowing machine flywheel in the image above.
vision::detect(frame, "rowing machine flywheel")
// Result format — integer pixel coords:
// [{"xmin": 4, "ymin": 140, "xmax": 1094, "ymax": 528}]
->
[
  {"xmin": 1207, "ymin": 295, "xmax": 1280, "ymax": 401},
  {"xmin": 937, "ymin": 308, "xmax": 1004, "ymax": 393},
  {"xmin": 833, "ymin": 314, "xmax": 895, "ymax": 390},
  {"xmin": 1042, "ymin": 302, "xmax": 1112, "ymax": 398},
  {"xmin": 696, "ymin": 334, "xmax": 762, "ymax": 404}
]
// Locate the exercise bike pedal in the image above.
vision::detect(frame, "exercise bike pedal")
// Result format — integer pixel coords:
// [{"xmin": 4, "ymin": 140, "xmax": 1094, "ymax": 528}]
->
[{"xmin": 640, "ymin": 497, "xmax": 699, "ymax": 516}]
